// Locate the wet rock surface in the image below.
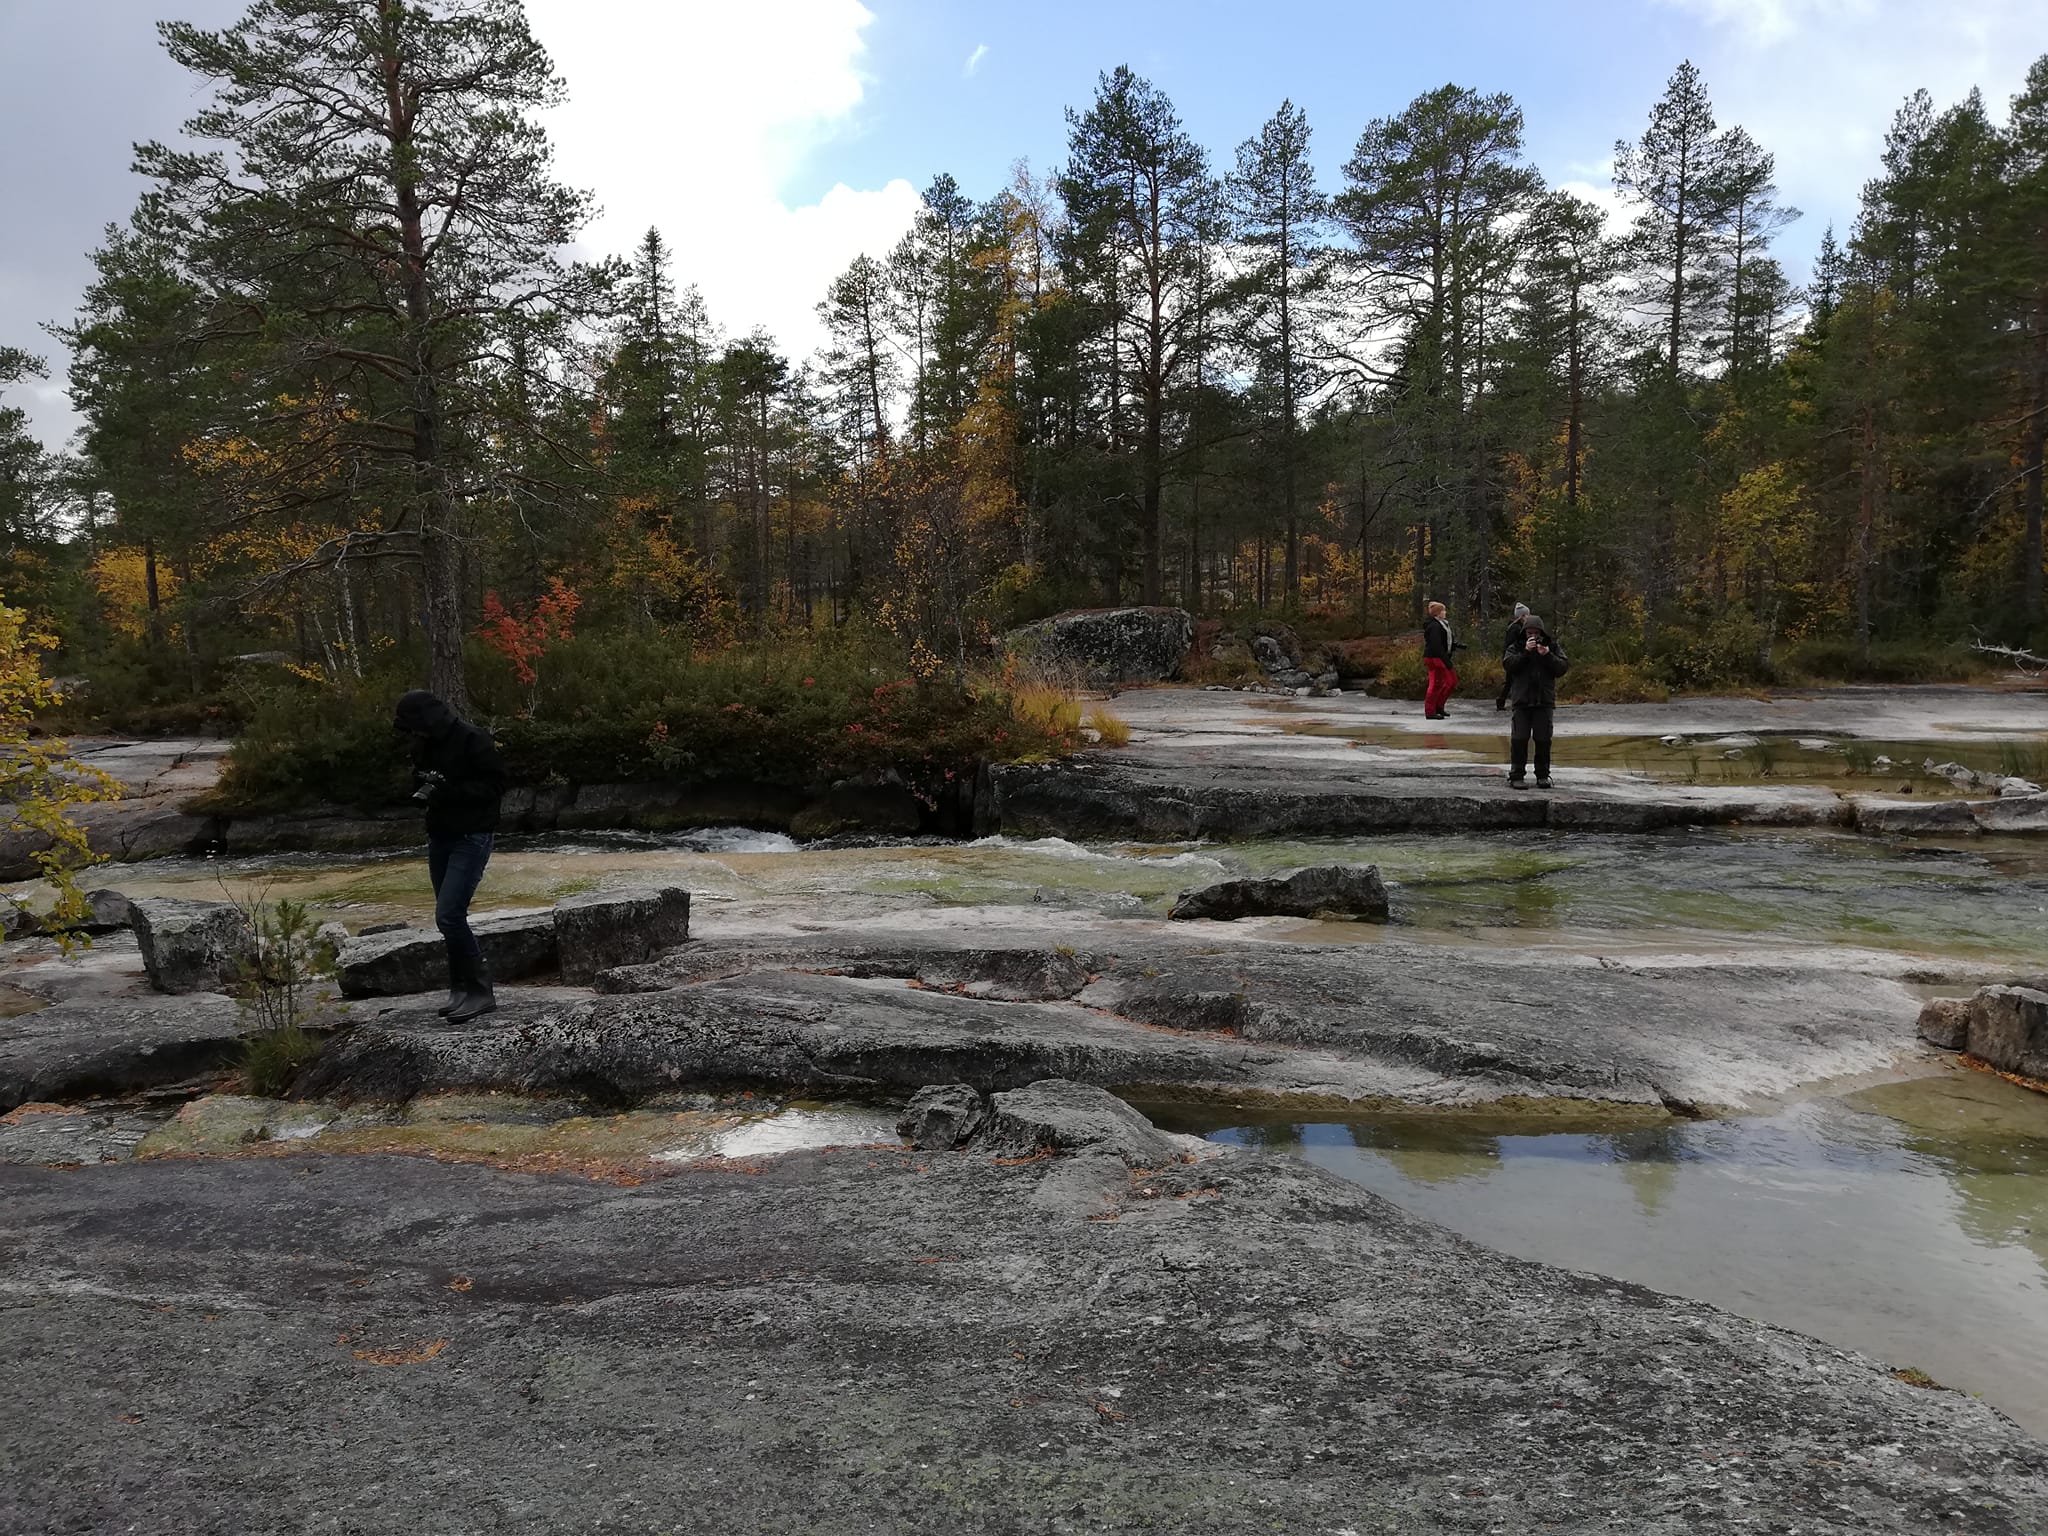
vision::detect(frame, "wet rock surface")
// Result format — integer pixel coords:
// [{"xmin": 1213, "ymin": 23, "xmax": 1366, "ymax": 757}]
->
[
  {"xmin": 1169, "ymin": 862, "xmax": 1390, "ymax": 922},
  {"xmin": 4, "ymin": 1144, "xmax": 2044, "ymax": 1534}
]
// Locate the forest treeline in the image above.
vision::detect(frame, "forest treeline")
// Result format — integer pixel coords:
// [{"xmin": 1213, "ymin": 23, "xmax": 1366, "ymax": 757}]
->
[{"xmin": 3, "ymin": 0, "xmax": 2047, "ymax": 723}]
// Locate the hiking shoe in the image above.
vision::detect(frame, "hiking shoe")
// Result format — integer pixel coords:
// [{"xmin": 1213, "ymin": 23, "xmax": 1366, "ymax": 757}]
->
[
  {"xmin": 1536, "ymin": 778, "xmax": 1553, "ymax": 790},
  {"xmin": 1508, "ymin": 777, "xmax": 1528, "ymax": 789}
]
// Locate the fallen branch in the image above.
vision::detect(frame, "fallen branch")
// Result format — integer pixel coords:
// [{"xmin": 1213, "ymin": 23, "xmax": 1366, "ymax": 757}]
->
[{"xmin": 1971, "ymin": 639, "xmax": 2048, "ymax": 675}]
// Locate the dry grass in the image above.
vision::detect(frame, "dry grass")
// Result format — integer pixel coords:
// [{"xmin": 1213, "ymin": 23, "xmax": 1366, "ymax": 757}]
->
[
  {"xmin": 1085, "ymin": 707, "xmax": 1133, "ymax": 747},
  {"xmin": 1009, "ymin": 682, "xmax": 1082, "ymax": 738}
]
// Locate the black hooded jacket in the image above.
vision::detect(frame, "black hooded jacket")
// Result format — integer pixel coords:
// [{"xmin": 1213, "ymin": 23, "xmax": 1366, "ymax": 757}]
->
[
  {"xmin": 1422, "ymin": 616, "xmax": 1457, "ymax": 662},
  {"xmin": 1501, "ymin": 629, "xmax": 1570, "ymax": 708},
  {"xmin": 393, "ymin": 690, "xmax": 507, "ymax": 836}
]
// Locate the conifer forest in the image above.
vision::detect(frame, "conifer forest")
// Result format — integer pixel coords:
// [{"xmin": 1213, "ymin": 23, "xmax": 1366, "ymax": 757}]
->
[{"xmin": 4, "ymin": 0, "xmax": 2047, "ymax": 733}]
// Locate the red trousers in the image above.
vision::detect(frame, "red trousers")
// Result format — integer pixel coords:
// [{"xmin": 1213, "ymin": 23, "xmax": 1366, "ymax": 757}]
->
[{"xmin": 1424, "ymin": 658, "xmax": 1457, "ymax": 716}]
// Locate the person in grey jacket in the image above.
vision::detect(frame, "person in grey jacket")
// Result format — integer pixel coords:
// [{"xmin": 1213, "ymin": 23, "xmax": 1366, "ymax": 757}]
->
[{"xmin": 1502, "ymin": 614, "xmax": 1569, "ymax": 789}]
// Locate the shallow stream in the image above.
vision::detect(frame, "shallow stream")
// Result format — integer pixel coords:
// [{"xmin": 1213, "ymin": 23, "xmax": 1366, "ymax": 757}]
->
[{"xmin": 51, "ymin": 822, "xmax": 2048, "ymax": 971}]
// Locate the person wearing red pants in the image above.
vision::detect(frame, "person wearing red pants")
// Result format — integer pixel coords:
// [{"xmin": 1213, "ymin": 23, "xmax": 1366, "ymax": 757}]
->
[{"xmin": 1421, "ymin": 600, "xmax": 1461, "ymax": 719}]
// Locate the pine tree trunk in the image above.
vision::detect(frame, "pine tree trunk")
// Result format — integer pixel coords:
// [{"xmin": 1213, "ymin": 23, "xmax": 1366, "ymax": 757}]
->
[
  {"xmin": 382, "ymin": 6, "xmax": 468, "ymax": 714},
  {"xmin": 2023, "ymin": 307, "xmax": 2047, "ymax": 626},
  {"xmin": 143, "ymin": 538, "xmax": 164, "ymax": 650}
]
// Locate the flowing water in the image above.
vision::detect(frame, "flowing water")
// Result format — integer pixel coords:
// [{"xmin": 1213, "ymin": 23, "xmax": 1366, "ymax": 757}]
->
[
  {"xmin": 1152, "ymin": 1068, "xmax": 2048, "ymax": 1435},
  {"xmin": 47, "ymin": 823, "xmax": 2048, "ymax": 970}
]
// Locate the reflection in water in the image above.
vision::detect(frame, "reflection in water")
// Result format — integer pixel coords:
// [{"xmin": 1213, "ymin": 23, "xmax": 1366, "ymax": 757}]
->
[{"xmin": 1163, "ymin": 1070, "xmax": 2048, "ymax": 1436}]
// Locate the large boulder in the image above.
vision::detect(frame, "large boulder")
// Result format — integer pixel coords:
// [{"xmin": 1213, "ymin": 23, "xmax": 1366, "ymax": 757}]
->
[
  {"xmin": 980, "ymin": 1078, "xmax": 1180, "ymax": 1166},
  {"xmin": 1004, "ymin": 607, "xmax": 1194, "ymax": 690},
  {"xmin": 1967, "ymin": 985, "xmax": 2048, "ymax": 1079},
  {"xmin": 336, "ymin": 910, "xmax": 558, "ymax": 999},
  {"xmin": 896, "ymin": 1083, "xmax": 988, "ymax": 1151},
  {"xmin": 553, "ymin": 886, "xmax": 691, "ymax": 986},
  {"xmin": 129, "ymin": 898, "xmax": 257, "ymax": 996},
  {"xmin": 1170, "ymin": 863, "xmax": 1391, "ymax": 922}
]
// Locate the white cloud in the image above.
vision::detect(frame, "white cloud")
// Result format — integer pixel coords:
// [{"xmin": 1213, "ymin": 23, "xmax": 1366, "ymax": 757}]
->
[
  {"xmin": 524, "ymin": 0, "xmax": 921, "ymax": 364},
  {"xmin": 1655, "ymin": 0, "xmax": 1873, "ymax": 48},
  {"xmin": 964, "ymin": 43, "xmax": 988, "ymax": 78}
]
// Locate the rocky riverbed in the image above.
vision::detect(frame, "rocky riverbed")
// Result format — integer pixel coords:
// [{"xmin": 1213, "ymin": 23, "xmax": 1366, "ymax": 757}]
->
[{"xmin": 8, "ymin": 684, "xmax": 2048, "ymax": 1526}]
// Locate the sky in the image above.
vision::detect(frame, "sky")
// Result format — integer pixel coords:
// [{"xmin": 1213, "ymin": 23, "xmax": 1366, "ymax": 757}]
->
[{"xmin": 2, "ymin": 0, "xmax": 2040, "ymax": 449}]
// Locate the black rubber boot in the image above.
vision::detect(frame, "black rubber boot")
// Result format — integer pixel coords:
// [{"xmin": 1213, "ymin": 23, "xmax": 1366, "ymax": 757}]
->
[
  {"xmin": 447, "ymin": 957, "xmax": 497, "ymax": 1023},
  {"xmin": 435, "ymin": 950, "xmax": 468, "ymax": 1018}
]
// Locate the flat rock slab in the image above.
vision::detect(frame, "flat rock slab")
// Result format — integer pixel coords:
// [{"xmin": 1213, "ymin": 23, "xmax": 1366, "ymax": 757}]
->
[
  {"xmin": 0, "ymin": 995, "xmax": 243, "ymax": 1113},
  {"xmin": 337, "ymin": 910, "xmax": 559, "ymax": 998},
  {"xmin": 298, "ymin": 970, "xmax": 1450, "ymax": 1108},
  {"xmin": 988, "ymin": 757, "xmax": 1853, "ymax": 840},
  {"xmin": 3, "ymin": 1150, "xmax": 2043, "ymax": 1533},
  {"xmin": 589, "ymin": 932, "xmax": 1922, "ymax": 1111}
]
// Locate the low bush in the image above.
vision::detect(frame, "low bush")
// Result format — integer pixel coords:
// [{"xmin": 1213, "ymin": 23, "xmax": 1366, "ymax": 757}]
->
[
  {"xmin": 1779, "ymin": 638, "xmax": 1992, "ymax": 685},
  {"xmin": 1373, "ymin": 647, "xmax": 1504, "ymax": 702},
  {"xmin": 1561, "ymin": 663, "xmax": 1669, "ymax": 704},
  {"xmin": 207, "ymin": 628, "xmax": 1085, "ymax": 815}
]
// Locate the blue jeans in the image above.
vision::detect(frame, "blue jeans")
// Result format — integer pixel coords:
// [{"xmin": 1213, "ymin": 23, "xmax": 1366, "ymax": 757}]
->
[{"xmin": 427, "ymin": 832, "xmax": 494, "ymax": 971}]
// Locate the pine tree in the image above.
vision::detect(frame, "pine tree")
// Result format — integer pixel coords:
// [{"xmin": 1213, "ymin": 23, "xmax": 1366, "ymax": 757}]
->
[
  {"xmin": 1061, "ymin": 66, "xmax": 1217, "ymax": 605},
  {"xmin": 1337, "ymin": 84, "xmax": 1540, "ymax": 616},
  {"xmin": 140, "ymin": 0, "xmax": 617, "ymax": 712},
  {"xmin": 1229, "ymin": 100, "xmax": 1331, "ymax": 604},
  {"xmin": 1613, "ymin": 61, "xmax": 1741, "ymax": 377}
]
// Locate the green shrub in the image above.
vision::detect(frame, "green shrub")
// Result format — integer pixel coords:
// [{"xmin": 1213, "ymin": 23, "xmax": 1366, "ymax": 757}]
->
[
  {"xmin": 1373, "ymin": 647, "xmax": 1503, "ymax": 702},
  {"xmin": 1561, "ymin": 663, "xmax": 1669, "ymax": 703},
  {"xmin": 1780, "ymin": 638, "xmax": 1991, "ymax": 685},
  {"xmin": 1647, "ymin": 618, "xmax": 1771, "ymax": 692},
  {"xmin": 208, "ymin": 629, "xmax": 1082, "ymax": 814}
]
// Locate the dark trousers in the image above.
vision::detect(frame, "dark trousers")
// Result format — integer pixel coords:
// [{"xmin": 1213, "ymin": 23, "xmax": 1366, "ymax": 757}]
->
[
  {"xmin": 1510, "ymin": 705, "xmax": 1554, "ymax": 781},
  {"xmin": 428, "ymin": 831, "xmax": 494, "ymax": 971}
]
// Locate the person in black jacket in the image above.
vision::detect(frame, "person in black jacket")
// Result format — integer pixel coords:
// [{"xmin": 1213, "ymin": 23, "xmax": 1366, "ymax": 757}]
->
[
  {"xmin": 1420, "ymin": 601, "xmax": 1462, "ymax": 719},
  {"xmin": 1495, "ymin": 603, "xmax": 1530, "ymax": 711},
  {"xmin": 1501, "ymin": 615, "xmax": 1569, "ymax": 789},
  {"xmin": 393, "ymin": 690, "xmax": 508, "ymax": 1021}
]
